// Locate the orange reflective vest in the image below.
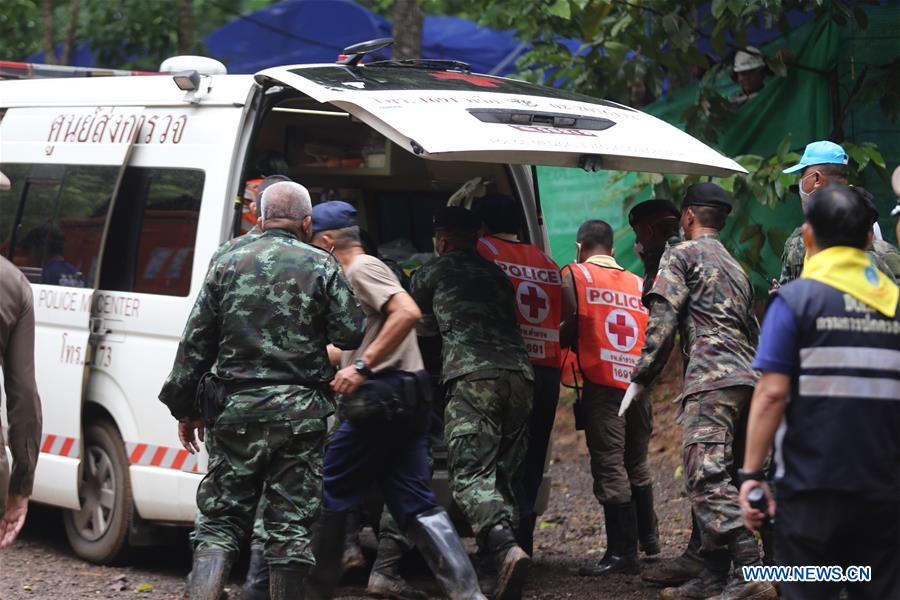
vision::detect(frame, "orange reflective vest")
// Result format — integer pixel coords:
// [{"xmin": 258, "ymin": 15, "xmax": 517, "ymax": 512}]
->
[
  {"xmin": 477, "ymin": 236, "xmax": 562, "ymax": 368},
  {"xmin": 565, "ymin": 262, "xmax": 648, "ymax": 389}
]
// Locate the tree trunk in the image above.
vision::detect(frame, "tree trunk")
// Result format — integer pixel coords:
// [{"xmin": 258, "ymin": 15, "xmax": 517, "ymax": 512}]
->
[
  {"xmin": 176, "ymin": 0, "xmax": 194, "ymax": 55},
  {"xmin": 60, "ymin": 0, "xmax": 81, "ymax": 66},
  {"xmin": 392, "ymin": 0, "xmax": 423, "ymax": 60},
  {"xmin": 41, "ymin": 0, "xmax": 58, "ymax": 65}
]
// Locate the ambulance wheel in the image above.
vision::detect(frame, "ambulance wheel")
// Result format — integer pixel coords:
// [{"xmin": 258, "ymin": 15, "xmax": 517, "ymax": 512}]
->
[{"xmin": 63, "ymin": 420, "xmax": 133, "ymax": 564}]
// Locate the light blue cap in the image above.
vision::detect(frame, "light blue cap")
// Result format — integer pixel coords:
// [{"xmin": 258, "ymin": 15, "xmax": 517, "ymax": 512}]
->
[{"xmin": 783, "ymin": 140, "xmax": 849, "ymax": 174}]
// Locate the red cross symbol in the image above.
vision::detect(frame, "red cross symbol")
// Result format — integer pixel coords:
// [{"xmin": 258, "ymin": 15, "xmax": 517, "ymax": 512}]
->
[
  {"xmin": 519, "ymin": 285, "xmax": 547, "ymax": 319},
  {"xmin": 608, "ymin": 313, "xmax": 636, "ymax": 346}
]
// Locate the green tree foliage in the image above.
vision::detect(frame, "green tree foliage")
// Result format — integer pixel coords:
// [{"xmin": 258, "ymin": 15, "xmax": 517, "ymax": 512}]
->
[{"xmin": 452, "ymin": 0, "xmax": 896, "ymax": 276}]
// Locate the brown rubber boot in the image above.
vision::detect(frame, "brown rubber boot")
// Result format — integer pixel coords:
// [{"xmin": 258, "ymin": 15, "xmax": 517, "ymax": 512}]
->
[
  {"xmin": 643, "ymin": 553, "xmax": 706, "ymax": 587},
  {"xmin": 716, "ymin": 529, "xmax": 777, "ymax": 600},
  {"xmin": 341, "ymin": 509, "xmax": 367, "ymax": 575},
  {"xmin": 643, "ymin": 510, "xmax": 704, "ymax": 587},
  {"xmin": 659, "ymin": 567, "xmax": 728, "ymax": 600},
  {"xmin": 488, "ymin": 522, "xmax": 531, "ymax": 600},
  {"xmin": 366, "ymin": 537, "xmax": 427, "ymax": 600}
]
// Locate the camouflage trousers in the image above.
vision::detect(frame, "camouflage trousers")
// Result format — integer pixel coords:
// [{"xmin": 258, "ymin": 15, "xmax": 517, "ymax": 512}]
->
[
  {"xmin": 445, "ymin": 368, "xmax": 532, "ymax": 540},
  {"xmin": 194, "ymin": 420, "xmax": 326, "ymax": 566},
  {"xmin": 680, "ymin": 385, "xmax": 752, "ymax": 549}
]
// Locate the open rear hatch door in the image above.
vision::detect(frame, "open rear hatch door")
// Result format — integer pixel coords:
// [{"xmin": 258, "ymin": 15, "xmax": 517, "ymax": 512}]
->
[{"xmin": 256, "ymin": 64, "xmax": 746, "ymax": 177}]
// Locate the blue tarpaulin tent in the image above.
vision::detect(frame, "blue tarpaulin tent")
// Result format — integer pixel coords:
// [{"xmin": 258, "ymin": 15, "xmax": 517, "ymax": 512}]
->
[
  {"xmin": 206, "ymin": 0, "xmax": 530, "ymax": 75},
  {"xmin": 206, "ymin": 0, "xmax": 391, "ymax": 72},
  {"xmin": 29, "ymin": 0, "xmax": 531, "ymax": 76}
]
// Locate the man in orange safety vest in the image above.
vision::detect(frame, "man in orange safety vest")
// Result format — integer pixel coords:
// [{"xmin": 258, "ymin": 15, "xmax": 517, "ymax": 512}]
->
[
  {"xmin": 560, "ymin": 219, "xmax": 658, "ymax": 577},
  {"xmin": 473, "ymin": 194, "xmax": 562, "ymax": 556}
]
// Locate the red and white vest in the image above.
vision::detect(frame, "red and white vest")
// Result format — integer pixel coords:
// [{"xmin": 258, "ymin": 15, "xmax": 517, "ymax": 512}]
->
[
  {"xmin": 566, "ymin": 261, "xmax": 648, "ymax": 389},
  {"xmin": 477, "ymin": 235, "xmax": 562, "ymax": 368}
]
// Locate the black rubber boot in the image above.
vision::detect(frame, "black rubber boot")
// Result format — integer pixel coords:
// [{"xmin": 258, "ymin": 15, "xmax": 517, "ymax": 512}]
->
[
  {"xmin": 189, "ymin": 548, "xmax": 233, "ymax": 600},
  {"xmin": 631, "ymin": 485, "xmax": 661, "ymax": 556},
  {"xmin": 578, "ymin": 502, "xmax": 640, "ymax": 576},
  {"xmin": 367, "ymin": 537, "xmax": 427, "ymax": 600},
  {"xmin": 241, "ymin": 546, "xmax": 270, "ymax": 600},
  {"xmin": 341, "ymin": 508, "xmax": 367, "ymax": 575},
  {"xmin": 718, "ymin": 529, "xmax": 776, "ymax": 600},
  {"xmin": 305, "ymin": 510, "xmax": 348, "ymax": 600},
  {"xmin": 407, "ymin": 507, "xmax": 487, "ymax": 600},
  {"xmin": 270, "ymin": 564, "xmax": 310, "ymax": 600},
  {"xmin": 487, "ymin": 521, "xmax": 531, "ymax": 600}
]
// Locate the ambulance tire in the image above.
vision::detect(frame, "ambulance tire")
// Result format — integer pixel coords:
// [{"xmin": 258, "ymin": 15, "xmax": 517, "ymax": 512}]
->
[{"xmin": 63, "ymin": 420, "xmax": 133, "ymax": 565}]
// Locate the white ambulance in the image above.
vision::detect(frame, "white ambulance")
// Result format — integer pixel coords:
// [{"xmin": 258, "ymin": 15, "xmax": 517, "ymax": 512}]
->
[{"xmin": 0, "ymin": 41, "xmax": 744, "ymax": 564}]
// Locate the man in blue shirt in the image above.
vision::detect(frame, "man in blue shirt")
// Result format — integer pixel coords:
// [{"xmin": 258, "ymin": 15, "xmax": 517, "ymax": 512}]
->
[{"xmin": 739, "ymin": 184, "xmax": 900, "ymax": 600}]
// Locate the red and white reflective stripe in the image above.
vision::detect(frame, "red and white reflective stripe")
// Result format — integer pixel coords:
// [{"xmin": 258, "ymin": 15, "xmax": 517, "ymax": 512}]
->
[
  {"xmin": 40, "ymin": 434, "xmax": 80, "ymax": 459},
  {"xmin": 575, "ymin": 263, "xmax": 593, "ymax": 283},
  {"xmin": 478, "ymin": 238, "xmax": 500, "ymax": 256},
  {"xmin": 125, "ymin": 442, "xmax": 200, "ymax": 473}
]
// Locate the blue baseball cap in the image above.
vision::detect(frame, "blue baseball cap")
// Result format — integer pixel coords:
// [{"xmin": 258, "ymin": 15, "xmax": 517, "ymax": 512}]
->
[
  {"xmin": 311, "ymin": 200, "xmax": 357, "ymax": 234},
  {"xmin": 782, "ymin": 141, "xmax": 848, "ymax": 174}
]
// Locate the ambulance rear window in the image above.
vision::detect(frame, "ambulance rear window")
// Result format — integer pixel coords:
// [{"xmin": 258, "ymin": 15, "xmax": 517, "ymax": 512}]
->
[{"xmin": 287, "ymin": 66, "xmax": 630, "ymax": 109}]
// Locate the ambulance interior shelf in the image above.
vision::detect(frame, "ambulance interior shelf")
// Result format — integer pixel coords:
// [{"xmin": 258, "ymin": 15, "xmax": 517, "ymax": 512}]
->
[
  {"xmin": 272, "ymin": 104, "xmax": 392, "ymax": 177},
  {"xmin": 247, "ymin": 96, "xmax": 526, "ymax": 272}
]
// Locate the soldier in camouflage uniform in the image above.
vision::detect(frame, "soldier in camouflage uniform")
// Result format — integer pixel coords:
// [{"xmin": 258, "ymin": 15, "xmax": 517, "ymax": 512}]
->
[
  {"xmin": 627, "ymin": 184, "xmax": 776, "ymax": 600},
  {"xmin": 158, "ymin": 182, "xmax": 365, "ymax": 600},
  {"xmin": 410, "ymin": 206, "xmax": 533, "ymax": 600},
  {"xmin": 205, "ymin": 173, "xmax": 293, "ymax": 600},
  {"xmin": 628, "ymin": 199, "xmax": 717, "ymax": 588},
  {"xmin": 778, "ymin": 141, "xmax": 900, "ymax": 285}
]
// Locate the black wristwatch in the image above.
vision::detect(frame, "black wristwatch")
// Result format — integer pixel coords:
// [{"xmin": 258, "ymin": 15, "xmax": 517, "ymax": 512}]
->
[
  {"xmin": 353, "ymin": 358, "xmax": 373, "ymax": 377},
  {"xmin": 737, "ymin": 468, "xmax": 766, "ymax": 484}
]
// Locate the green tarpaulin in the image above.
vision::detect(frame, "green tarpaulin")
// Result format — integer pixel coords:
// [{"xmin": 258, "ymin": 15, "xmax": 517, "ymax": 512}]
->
[{"xmin": 538, "ymin": 5, "xmax": 900, "ymax": 295}]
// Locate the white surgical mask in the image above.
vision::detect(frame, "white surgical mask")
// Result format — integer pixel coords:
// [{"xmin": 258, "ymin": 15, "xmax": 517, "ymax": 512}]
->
[{"xmin": 798, "ymin": 172, "xmax": 816, "ymax": 210}]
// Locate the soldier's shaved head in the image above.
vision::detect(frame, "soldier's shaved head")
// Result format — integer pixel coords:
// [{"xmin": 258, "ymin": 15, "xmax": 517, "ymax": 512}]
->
[
  {"xmin": 260, "ymin": 181, "xmax": 312, "ymax": 222},
  {"xmin": 254, "ymin": 174, "xmax": 292, "ymax": 218}
]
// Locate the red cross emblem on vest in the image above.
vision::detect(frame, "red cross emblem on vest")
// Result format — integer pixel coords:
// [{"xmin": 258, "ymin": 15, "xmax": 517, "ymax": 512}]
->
[
  {"xmin": 516, "ymin": 282, "xmax": 550, "ymax": 324},
  {"xmin": 605, "ymin": 309, "xmax": 639, "ymax": 352}
]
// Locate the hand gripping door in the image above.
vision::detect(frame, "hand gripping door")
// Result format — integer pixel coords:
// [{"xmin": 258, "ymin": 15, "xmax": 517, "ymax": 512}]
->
[
  {"xmin": 0, "ymin": 106, "xmax": 141, "ymax": 508},
  {"xmin": 256, "ymin": 65, "xmax": 746, "ymax": 176}
]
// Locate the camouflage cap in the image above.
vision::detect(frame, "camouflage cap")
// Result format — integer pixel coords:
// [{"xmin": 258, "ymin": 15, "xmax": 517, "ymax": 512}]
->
[
  {"xmin": 683, "ymin": 182, "xmax": 732, "ymax": 215},
  {"xmin": 433, "ymin": 206, "xmax": 480, "ymax": 233}
]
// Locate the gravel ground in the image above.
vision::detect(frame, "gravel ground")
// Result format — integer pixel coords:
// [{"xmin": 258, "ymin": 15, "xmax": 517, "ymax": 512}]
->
[{"xmin": 1, "ymin": 369, "xmax": 692, "ymax": 600}]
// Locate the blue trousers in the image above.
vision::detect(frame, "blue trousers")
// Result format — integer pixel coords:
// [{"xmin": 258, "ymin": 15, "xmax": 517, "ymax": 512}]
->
[{"xmin": 323, "ymin": 417, "xmax": 436, "ymax": 531}]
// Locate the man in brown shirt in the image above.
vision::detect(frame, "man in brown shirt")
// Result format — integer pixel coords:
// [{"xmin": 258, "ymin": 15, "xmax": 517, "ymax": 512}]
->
[{"xmin": 0, "ymin": 255, "xmax": 42, "ymax": 547}]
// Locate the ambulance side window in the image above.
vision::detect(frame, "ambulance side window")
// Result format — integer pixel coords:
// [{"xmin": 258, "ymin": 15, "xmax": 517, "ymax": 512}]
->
[
  {"xmin": 0, "ymin": 163, "xmax": 119, "ymax": 287},
  {"xmin": 100, "ymin": 167, "xmax": 203, "ymax": 297}
]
